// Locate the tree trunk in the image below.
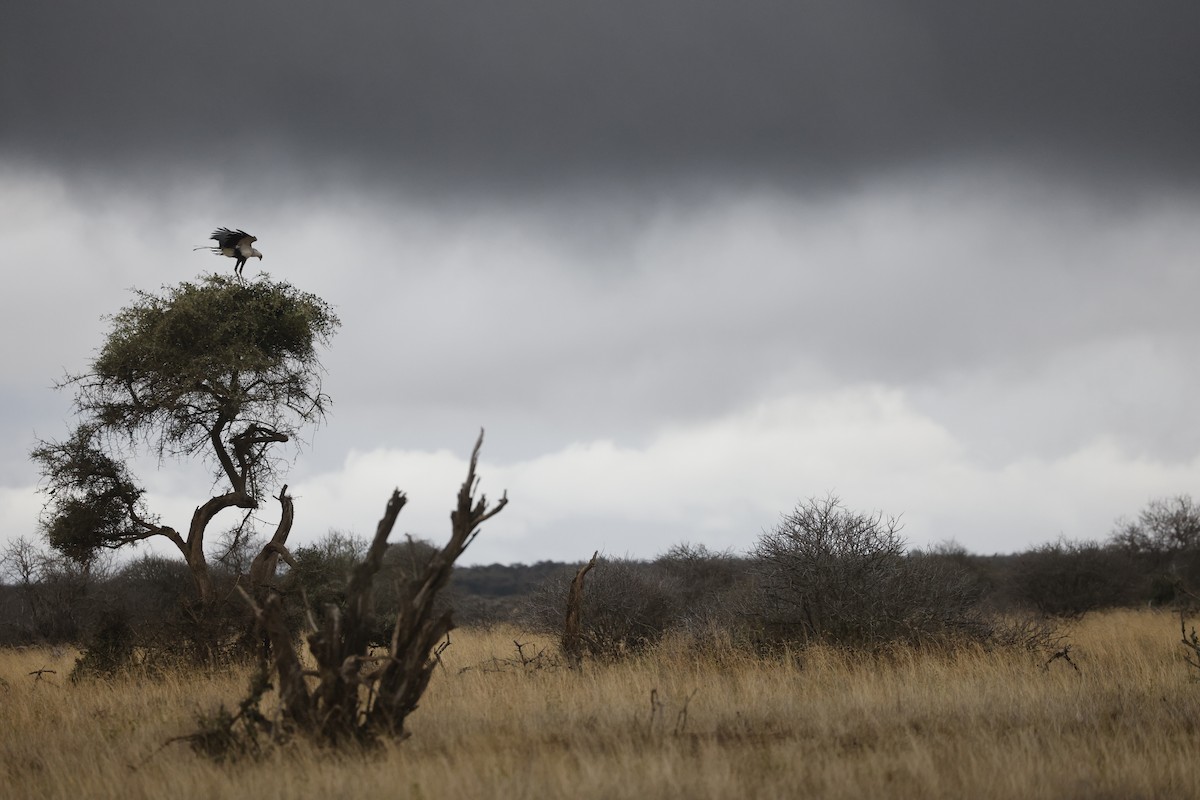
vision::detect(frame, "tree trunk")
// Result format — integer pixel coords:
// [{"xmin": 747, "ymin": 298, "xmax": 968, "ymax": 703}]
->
[
  {"xmin": 184, "ymin": 491, "xmax": 257, "ymax": 605},
  {"xmin": 237, "ymin": 486, "xmax": 298, "ymax": 660}
]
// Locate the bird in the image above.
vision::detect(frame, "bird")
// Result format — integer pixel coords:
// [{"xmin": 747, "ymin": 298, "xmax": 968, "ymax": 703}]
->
[{"xmin": 196, "ymin": 228, "xmax": 263, "ymax": 277}]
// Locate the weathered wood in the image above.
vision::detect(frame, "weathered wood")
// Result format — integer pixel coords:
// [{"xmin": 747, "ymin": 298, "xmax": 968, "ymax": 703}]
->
[
  {"xmin": 368, "ymin": 430, "xmax": 507, "ymax": 735},
  {"xmin": 233, "ymin": 430, "xmax": 506, "ymax": 745},
  {"xmin": 562, "ymin": 551, "xmax": 599, "ymax": 667},
  {"xmin": 248, "ymin": 485, "xmax": 297, "ymax": 596}
]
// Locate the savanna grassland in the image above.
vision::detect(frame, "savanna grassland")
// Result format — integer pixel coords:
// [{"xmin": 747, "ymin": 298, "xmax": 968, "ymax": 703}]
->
[{"xmin": 2, "ymin": 609, "xmax": 1199, "ymax": 800}]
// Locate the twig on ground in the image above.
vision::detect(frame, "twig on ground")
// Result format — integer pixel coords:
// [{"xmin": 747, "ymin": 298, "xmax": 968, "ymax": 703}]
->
[{"xmin": 1043, "ymin": 645, "xmax": 1080, "ymax": 673}]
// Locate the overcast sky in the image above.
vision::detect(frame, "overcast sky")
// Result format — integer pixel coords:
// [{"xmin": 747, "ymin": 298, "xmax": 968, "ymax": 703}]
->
[{"xmin": 3, "ymin": 1, "xmax": 1199, "ymax": 565}]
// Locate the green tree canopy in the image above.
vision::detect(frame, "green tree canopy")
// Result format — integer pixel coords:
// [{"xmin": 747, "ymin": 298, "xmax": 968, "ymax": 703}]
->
[{"xmin": 32, "ymin": 275, "xmax": 339, "ymax": 602}]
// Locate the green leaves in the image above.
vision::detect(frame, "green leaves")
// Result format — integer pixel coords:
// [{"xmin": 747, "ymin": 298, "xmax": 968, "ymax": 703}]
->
[
  {"xmin": 31, "ymin": 426, "xmax": 148, "ymax": 562},
  {"xmin": 101, "ymin": 276, "xmax": 336, "ymax": 378},
  {"xmin": 91, "ymin": 276, "xmax": 338, "ymax": 442},
  {"xmin": 75, "ymin": 274, "xmax": 338, "ymax": 466},
  {"xmin": 32, "ymin": 274, "xmax": 340, "ymax": 563}
]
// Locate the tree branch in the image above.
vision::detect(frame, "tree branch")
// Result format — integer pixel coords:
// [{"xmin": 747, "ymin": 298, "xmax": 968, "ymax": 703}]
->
[
  {"xmin": 209, "ymin": 414, "xmax": 242, "ymax": 491},
  {"xmin": 249, "ymin": 486, "xmax": 297, "ymax": 596}
]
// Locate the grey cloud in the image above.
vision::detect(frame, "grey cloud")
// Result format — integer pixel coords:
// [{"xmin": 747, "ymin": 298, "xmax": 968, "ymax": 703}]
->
[
  {"xmin": 225, "ymin": 170, "xmax": 1196, "ymax": 467},
  {"xmin": 6, "ymin": 1, "xmax": 1200, "ymax": 560},
  {"xmin": 2, "ymin": 161, "xmax": 1197, "ymax": 556},
  {"xmin": 4, "ymin": 1, "xmax": 1200, "ymax": 186}
]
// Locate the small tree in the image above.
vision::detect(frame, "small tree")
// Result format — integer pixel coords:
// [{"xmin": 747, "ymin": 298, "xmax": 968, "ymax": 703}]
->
[
  {"xmin": 752, "ymin": 495, "xmax": 987, "ymax": 649},
  {"xmin": 31, "ymin": 275, "xmax": 339, "ymax": 612},
  {"xmin": 1111, "ymin": 495, "xmax": 1200, "ymax": 556},
  {"xmin": 1110, "ymin": 495, "xmax": 1200, "ymax": 599}
]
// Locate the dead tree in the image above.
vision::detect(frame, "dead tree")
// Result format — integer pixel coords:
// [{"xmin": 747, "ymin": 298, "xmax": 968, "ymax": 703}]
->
[
  {"xmin": 236, "ymin": 431, "xmax": 507, "ymax": 745},
  {"xmin": 562, "ymin": 551, "xmax": 599, "ymax": 668}
]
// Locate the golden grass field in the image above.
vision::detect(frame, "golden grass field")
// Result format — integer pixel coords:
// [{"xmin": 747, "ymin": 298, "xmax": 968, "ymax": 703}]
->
[{"xmin": 2, "ymin": 609, "xmax": 1199, "ymax": 799}]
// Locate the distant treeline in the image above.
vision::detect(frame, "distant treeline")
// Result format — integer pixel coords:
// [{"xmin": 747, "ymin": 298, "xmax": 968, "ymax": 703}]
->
[{"xmin": 3, "ymin": 495, "xmax": 1199, "ymax": 660}]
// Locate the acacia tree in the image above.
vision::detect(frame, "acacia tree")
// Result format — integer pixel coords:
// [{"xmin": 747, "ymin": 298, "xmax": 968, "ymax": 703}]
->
[{"xmin": 32, "ymin": 275, "xmax": 339, "ymax": 608}]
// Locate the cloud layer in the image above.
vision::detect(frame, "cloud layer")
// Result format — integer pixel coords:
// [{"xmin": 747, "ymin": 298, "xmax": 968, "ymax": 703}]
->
[
  {"xmin": 55, "ymin": 383, "xmax": 1197, "ymax": 566},
  {"xmin": 4, "ymin": 162, "xmax": 1198, "ymax": 561},
  {"xmin": 5, "ymin": 1, "xmax": 1200, "ymax": 185},
  {"xmin": 3, "ymin": 3, "xmax": 1198, "ymax": 563}
]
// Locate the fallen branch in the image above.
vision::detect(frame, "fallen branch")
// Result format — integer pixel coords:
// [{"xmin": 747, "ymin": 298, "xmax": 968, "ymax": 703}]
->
[{"xmin": 1042, "ymin": 645, "xmax": 1080, "ymax": 673}]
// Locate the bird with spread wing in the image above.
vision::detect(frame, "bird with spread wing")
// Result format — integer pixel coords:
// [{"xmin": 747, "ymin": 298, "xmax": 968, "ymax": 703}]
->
[{"xmin": 197, "ymin": 228, "xmax": 263, "ymax": 277}]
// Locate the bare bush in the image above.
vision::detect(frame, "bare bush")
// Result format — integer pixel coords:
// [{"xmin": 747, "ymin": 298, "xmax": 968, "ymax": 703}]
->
[
  {"xmin": 1110, "ymin": 495, "xmax": 1200, "ymax": 601},
  {"xmin": 752, "ymin": 495, "xmax": 990, "ymax": 649},
  {"xmin": 1112, "ymin": 495, "xmax": 1200, "ymax": 556},
  {"xmin": 651, "ymin": 543, "xmax": 753, "ymax": 634},
  {"xmin": 462, "ymin": 639, "xmax": 563, "ymax": 675},
  {"xmin": 0, "ymin": 537, "xmax": 107, "ymax": 645}
]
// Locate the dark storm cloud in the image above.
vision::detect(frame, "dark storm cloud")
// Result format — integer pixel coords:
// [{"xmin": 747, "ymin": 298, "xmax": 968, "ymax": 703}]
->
[{"xmin": 4, "ymin": 1, "xmax": 1200, "ymax": 184}]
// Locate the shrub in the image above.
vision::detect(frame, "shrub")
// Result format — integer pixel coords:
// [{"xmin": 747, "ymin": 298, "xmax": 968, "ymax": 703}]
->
[
  {"xmin": 70, "ymin": 611, "xmax": 136, "ymax": 681},
  {"xmin": 1007, "ymin": 538, "xmax": 1138, "ymax": 616},
  {"xmin": 751, "ymin": 495, "xmax": 989, "ymax": 649},
  {"xmin": 285, "ymin": 531, "xmax": 367, "ymax": 613},
  {"xmin": 523, "ymin": 557, "xmax": 682, "ymax": 659},
  {"xmin": 651, "ymin": 544, "xmax": 743, "ymax": 624}
]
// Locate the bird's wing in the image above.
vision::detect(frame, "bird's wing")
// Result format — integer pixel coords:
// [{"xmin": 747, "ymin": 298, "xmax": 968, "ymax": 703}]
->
[
  {"xmin": 210, "ymin": 227, "xmax": 242, "ymax": 248},
  {"xmin": 235, "ymin": 232, "xmax": 258, "ymax": 255}
]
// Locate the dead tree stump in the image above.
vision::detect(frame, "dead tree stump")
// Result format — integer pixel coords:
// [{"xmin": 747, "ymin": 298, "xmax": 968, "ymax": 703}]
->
[
  {"xmin": 237, "ymin": 430, "xmax": 507, "ymax": 745},
  {"xmin": 562, "ymin": 551, "xmax": 599, "ymax": 668}
]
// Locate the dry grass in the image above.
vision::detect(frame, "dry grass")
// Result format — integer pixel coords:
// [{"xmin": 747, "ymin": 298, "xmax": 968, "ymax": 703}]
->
[{"xmin": 3, "ymin": 609, "xmax": 1200, "ymax": 799}]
